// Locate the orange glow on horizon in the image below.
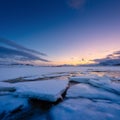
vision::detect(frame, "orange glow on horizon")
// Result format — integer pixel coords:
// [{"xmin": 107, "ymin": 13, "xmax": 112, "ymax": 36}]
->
[{"xmin": 34, "ymin": 48, "xmax": 120, "ymax": 66}]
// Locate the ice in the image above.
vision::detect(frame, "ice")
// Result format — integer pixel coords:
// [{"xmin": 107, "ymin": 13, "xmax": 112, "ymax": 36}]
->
[
  {"xmin": 89, "ymin": 76, "xmax": 120, "ymax": 95},
  {"xmin": 69, "ymin": 75, "xmax": 120, "ymax": 95},
  {"xmin": 42, "ymin": 72, "xmax": 68, "ymax": 78},
  {"xmin": 0, "ymin": 82, "xmax": 15, "ymax": 92},
  {"xmin": 69, "ymin": 74, "xmax": 97, "ymax": 83},
  {"xmin": 0, "ymin": 95, "xmax": 28, "ymax": 118},
  {"xmin": 24, "ymin": 75, "xmax": 44, "ymax": 80},
  {"xmin": 0, "ymin": 66, "xmax": 119, "ymax": 81},
  {"xmin": 0, "ymin": 82, "xmax": 14, "ymax": 88},
  {"xmin": 24, "ymin": 72, "xmax": 70, "ymax": 80},
  {"xmin": 0, "ymin": 66, "xmax": 120, "ymax": 119},
  {"xmin": 66, "ymin": 83, "xmax": 120, "ymax": 102},
  {"xmin": 14, "ymin": 80, "xmax": 69, "ymax": 102},
  {"xmin": 50, "ymin": 99, "xmax": 120, "ymax": 120},
  {"xmin": 0, "ymin": 66, "xmax": 82, "ymax": 81}
]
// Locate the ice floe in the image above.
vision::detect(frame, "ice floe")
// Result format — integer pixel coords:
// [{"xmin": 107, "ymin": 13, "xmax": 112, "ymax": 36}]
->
[
  {"xmin": 0, "ymin": 82, "xmax": 15, "ymax": 93},
  {"xmin": 69, "ymin": 74, "xmax": 97, "ymax": 83},
  {"xmin": 0, "ymin": 82, "xmax": 13, "ymax": 88},
  {"xmin": 0, "ymin": 66, "xmax": 120, "ymax": 119},
  {"xmin": 0, "ymin": 95, "xmax": 28, "ymax": 119},
  {"xmin": 66, "ymin": 83, "xmax": 120, "ymax": 102},
  {"xmin": 15, "ymin": 80, "xmax": 69, "ymax": 102},
  {"xmin": 89, "ymin": 76, "xmax": 120, "ymax": 95},
  {"xmin": 50, "ymin": 98, "xmax": 120, "ymax": 120},
  {"xmin": 24, "ymin": 75, "xmax": 44, "ymax": 80},
  {"xmin": 69, "ymin": 75, "xmax": 120, "ymax": 95}
]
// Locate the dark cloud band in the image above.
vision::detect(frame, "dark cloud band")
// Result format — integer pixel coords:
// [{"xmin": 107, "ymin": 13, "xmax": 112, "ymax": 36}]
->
[
  {"xmin": 0, "ymin": 38, "xmax": 47, "ymax": 56},
  {"xmin": 0, "ymin": 38, "xmax": 49, "ymax": 64}
]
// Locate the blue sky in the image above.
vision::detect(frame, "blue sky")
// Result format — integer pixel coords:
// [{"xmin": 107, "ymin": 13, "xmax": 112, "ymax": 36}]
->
[{"xmin": 0, "ymin": 0, "xmax": 120, "ymax": 65}]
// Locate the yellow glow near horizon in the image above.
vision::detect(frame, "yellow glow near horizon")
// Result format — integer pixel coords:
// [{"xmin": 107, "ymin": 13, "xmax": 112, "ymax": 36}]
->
[
  {"xmin": 34, "ymin": 57, "xmax": 95, "ymax": 66},
  {"xmin": 34, "ymin": 48, "xmax": 119, "ymax": 66}
]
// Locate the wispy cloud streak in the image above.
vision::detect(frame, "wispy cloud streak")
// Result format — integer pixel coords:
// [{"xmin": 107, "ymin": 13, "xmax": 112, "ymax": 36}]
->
[
  {"xmin": 0, "ymin": 38, "xmax": 47, "ymax": 56},
  {"xmin": 0, "ymin": 38, "xmax": 49, "ymax": 64}
]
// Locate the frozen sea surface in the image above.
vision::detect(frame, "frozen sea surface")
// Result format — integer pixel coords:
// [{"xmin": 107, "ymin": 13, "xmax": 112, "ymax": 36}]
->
[
  {"xmin": 0, "ymin": 66, "xmax": 120, "ymax": 82},
  {"xmin": 0, "ymin": 66, "xmax": 120, "ymax": 120},
  {"xmin": 15, "ymin": 80, "xmax": 69, "ymax": 102},
  {"xmin": 50, "ymin": 98, "xmax": 120, "ymax": 120}
]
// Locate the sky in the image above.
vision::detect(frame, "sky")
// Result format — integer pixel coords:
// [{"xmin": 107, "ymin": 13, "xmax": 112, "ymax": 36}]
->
[{"xmin": 0, "ymin": 0, "xmax": 120, "ymax": 65}]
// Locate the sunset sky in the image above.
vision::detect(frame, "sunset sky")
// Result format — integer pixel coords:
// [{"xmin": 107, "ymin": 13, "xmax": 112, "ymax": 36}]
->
[{"xmin": 0, "ymin": 0, "xmax": 120, "ymax": 65}]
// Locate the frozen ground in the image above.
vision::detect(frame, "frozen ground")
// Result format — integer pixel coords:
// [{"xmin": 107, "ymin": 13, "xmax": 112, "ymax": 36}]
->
[{"xmin": 0, "ymin": 66, "xmax": 120, "ymax": 120}]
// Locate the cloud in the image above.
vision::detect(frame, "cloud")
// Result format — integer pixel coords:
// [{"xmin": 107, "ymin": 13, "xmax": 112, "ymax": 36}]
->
[
  {"xmin": 113, "ymin": 51, "xmax": 120, "ymax": 55},
  {"xmin": 93, "ymin": 50, "xmax": 120, "ymax": 66},
  {"xmin": 67, "ymin": 0, "xmax": 86, "ymax": 9},
  {"xmin": 0, "ymin": 38, "xmax": 49, "ymax": 65},
  {"xmin": 0, "ymin": 46, "xmax": 49, "ymax": 62},
  {"xmin": 0, "ymin": 38, "xmax": 47, "ymax": 56}
]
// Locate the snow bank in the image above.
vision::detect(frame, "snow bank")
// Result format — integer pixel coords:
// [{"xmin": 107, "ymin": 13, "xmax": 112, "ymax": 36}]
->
[{"xmin": 15, "ymin": 80, "xmax": 69, "ymax": 102}]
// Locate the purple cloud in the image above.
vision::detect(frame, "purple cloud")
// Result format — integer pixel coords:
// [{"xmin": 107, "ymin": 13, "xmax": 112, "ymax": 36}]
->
[{"xmin": 93, "ymin": 50, "xmax": 120, "ymax": 66}]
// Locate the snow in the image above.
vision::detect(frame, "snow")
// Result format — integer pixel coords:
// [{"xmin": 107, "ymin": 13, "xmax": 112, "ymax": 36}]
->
[
  {"xmin": 50, "ymin": 98, "xmax": 120, "ymax": 120},
  {"xmin": 14, "ymin": 80, "xmax": 69, "ymax": 102},
  {"xmin": 66, "ymin": 83, "xmax": 120, "ymax": 102}
]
